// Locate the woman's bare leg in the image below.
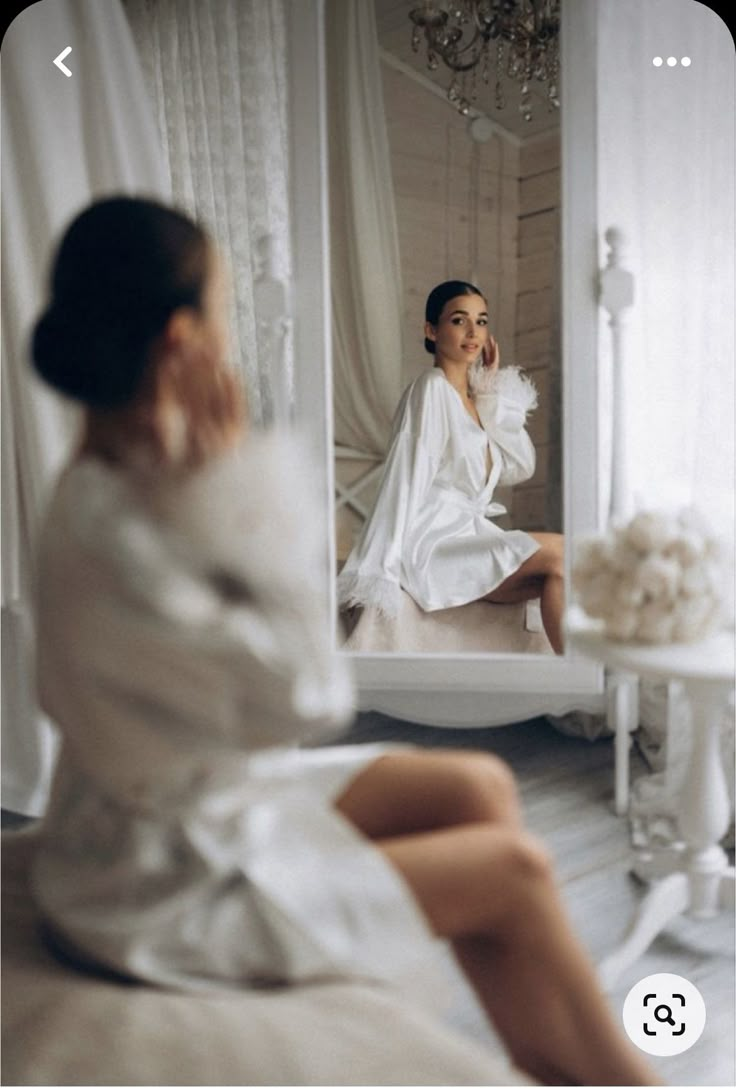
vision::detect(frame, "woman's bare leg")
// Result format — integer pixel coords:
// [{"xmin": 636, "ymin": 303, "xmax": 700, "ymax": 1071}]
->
[
  {"xmin": 484, "ymin": 533, "xmax": 565, "ymax": 653},
  {"xmin": 337, "ymin": 752, "xmax": 658, "ymax": 1086},
  {"xmin": 336, "ymin": 748, "xmax": 523, "ymax": 838},
  {"xmin": 382, "ymin": 826, "xmax": 657, "ymax": 1086}
]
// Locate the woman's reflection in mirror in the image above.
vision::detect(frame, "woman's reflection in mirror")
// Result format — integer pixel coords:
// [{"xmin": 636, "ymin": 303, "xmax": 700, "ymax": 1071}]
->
[{"xmin": 338, "ymin": 280, "xmax": 564, "ymax": 652}]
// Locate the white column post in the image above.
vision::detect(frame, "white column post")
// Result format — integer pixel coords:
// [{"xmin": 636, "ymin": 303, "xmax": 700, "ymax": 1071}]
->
[{"xmin": 599, "ymin": 226, "xmax": 638, "ymax": 814}]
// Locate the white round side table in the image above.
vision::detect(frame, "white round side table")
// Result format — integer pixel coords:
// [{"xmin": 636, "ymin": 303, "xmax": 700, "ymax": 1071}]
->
[{"xmin": 566, "ymin": 611, "xmax": 735, "ymax": 990}]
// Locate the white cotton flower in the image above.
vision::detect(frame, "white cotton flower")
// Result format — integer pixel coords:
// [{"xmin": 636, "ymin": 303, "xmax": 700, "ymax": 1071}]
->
[
  {"xmin": 635, "ymin": 601, "xmax": 676, "ymax": 644},
  {"xmin": 635, "ymin": 555, "xmax": 682, "ymax": 603},
  {"xmin": 663, "ymin": 531, "xmax": 705, "ymax": 567},
  {"xmin": 575, "ymin": 587, "xmax": 609, "ymax": 620},
  {"xmin": 680, "ymin": 563, "xmax": 712, "ymax": 598},
  {"xmin": 571, "ymin": 564, "xmax": 597, "ymax": 598},
  {"xmin": 573, "ymin": 536, "xmax": 617, "ymax": 578},
  {"xmin": 608, "ymin": 537, "xmax": 642, "ymax": 574},
  {"xmin": 573, "ymin": 507, "xmax": 728, "ymax": 645},
  {"xmin": 606, "ymin": 606, "xmax": 640, "ymax": 642},
  {"xmin": 615, "ymin": 573, "xmax": 647, "ymax": 609},
  {"xmin": 624, "ymin": 510, "xmax": 677, "ymax": 553},
  {"xmin": 574, "ymin": 571, "xmax": 619, "ymax": 619},
  {"xmin": 671, "ymin": 595, "xmax": 719, "ymax": 642}
]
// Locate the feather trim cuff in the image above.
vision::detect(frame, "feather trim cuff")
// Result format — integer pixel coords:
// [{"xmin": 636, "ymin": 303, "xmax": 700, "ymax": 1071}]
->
[
  {"xmin": 337, "ymin": 571, "xmax": 401, "ymax": 620},
  {"xmin": 468, "ymin": 363, "xmax": 538, "ymax": 415}
]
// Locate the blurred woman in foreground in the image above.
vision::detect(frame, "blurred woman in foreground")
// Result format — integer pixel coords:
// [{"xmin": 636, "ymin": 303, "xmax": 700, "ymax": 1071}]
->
[{"xmin": 30, "ymin": 197, "xmax": 656, "ymax": 1086}]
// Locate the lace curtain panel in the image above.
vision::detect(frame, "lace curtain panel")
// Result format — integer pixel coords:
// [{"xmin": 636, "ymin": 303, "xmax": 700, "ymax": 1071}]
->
[{"xmin": 124, "ymin": 0, "xmax": 292, "ymax": 427}]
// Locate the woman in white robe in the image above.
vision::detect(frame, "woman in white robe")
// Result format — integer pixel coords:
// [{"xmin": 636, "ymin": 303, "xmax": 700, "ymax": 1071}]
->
[
  {"xmin": 28, "ymin": 199, "xmax": 654, "ymax": 1086},
  {"xmin": 338, "ymin": 281, "xmax": 564, "ymax": 652}
]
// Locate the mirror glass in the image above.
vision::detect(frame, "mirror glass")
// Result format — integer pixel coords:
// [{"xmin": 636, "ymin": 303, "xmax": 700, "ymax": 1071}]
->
[{"xmin": 330, "ymin": 0, "xmax": 562, "ymax": 656}]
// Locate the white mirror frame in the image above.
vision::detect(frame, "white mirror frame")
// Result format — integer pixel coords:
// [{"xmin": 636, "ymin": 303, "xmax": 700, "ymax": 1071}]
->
[{"xmin": 287, "ymin": 0, "xmax": 605, "ymax": 726}]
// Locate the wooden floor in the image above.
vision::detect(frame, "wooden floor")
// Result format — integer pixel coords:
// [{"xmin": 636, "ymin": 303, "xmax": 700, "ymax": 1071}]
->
[{"xmin": 335, "ymin": 712, "xmax": 735, "ymax": 1087}]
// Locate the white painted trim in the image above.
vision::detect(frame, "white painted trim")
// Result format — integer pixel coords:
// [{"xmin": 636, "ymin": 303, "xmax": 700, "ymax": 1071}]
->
[
  {"xmin": 285, "ymin": 0, "xmax": 336, "ymax": 618},
  {"xmin": 354, "ymin": 688, "xmax": 606, "ymax": 729}
]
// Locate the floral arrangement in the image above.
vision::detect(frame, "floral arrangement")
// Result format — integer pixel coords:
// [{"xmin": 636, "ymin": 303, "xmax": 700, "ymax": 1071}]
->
[{"xmin": 572, "ymin": 508, "xmax": 729, "ymax": 644}]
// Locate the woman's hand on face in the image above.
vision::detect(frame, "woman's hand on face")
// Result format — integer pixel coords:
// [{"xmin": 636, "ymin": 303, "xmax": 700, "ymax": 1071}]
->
[{"xmin": 482, "ymin": 335, "xmax": 500, "ymax": 373}]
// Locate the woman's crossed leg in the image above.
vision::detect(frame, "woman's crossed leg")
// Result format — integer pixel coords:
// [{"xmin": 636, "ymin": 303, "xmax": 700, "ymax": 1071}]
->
[
  {"xmin": 336, "ymin": 750, "xmax": 658, "ymax": 1087},
  {"xmin": 483, "ymin": 532, "xmax": 564, "ymax": 653}
]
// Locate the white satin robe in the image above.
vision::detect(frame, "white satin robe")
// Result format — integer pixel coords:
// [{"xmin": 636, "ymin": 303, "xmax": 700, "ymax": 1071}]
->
[
  {"xmin": 30, "ymin": 434, "xmax": 439, "ymax": 994},
  {"xmin": 338, "ymin": 366, "xmax": 540, "ymax": 619}
]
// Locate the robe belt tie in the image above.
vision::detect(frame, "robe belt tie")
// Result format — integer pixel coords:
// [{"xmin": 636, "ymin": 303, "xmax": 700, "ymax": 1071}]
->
[{"xmin": 432, "ymin": 482, "xmax": 507, "ymax": 519}]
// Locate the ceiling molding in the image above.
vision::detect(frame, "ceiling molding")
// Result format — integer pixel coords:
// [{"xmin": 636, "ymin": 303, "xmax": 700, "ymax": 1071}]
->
[{"xmin": 378, "ymin": 47, "xmax": 523, "ymax": 148}]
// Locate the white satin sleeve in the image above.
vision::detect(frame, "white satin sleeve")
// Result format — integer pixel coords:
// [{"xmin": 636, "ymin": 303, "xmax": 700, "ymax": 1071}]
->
[
  {"xmin": 53, "ymin": 435, "xmax": 354, "ymax": 760},
  {"xmin": 155, "ymin": 434, "xmax": 356, "ymax": 742},
  {"xmin": 337, "ymin": 374, "xmax": 450, "ymax": 618},
  {"xmin": 471, "ymin": 365, "xmax": 538, "ymax": 487}
]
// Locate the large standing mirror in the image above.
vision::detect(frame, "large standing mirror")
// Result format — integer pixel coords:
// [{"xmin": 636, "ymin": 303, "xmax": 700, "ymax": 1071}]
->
[{"xmin": 287, "ymin": 0, "xmax": 604, "ymax": 725}]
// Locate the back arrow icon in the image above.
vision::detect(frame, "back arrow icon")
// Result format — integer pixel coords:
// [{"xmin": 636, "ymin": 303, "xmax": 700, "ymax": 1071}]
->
[{"xmin": 53, "ymin": 47, "xmax": 72, "ymax": 77}]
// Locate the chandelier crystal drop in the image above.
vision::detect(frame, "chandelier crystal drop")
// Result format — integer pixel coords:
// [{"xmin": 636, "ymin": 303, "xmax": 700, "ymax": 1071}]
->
[{"xmin": 408, "ymin": 0, "xmax": 560, "ymax": 121}]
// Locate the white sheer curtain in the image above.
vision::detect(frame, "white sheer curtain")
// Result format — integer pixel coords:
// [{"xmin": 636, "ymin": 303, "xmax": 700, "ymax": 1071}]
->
[
  {"xmin": 597, "ymin": 0, "xmax": 734, "ymax": 544},
  {"xmin": 325, "ymin": 0, "xmax": 403, "ymax": 455},
  {"xmin": 1, "ymin": 0, "xmax": 169, "ymax": 816},
  {"xmin": 124, "ymin": 0, "xmax": 292, "ymax": 427},
  {"xmin": 595, "ymin": 0, "xmax": 735, "ymax": 844}
]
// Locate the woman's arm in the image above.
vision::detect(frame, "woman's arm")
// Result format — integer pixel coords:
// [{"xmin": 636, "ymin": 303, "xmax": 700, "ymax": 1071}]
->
[
  {"xmin": 337, "ymin": 376, "xmax": 450, "ymax": 618},
  {"xmin": 94, "ymin": 435, "xmax": 356, "ymax": 748},
  {"xmin": 470, "ymin": 364, "xmax": 538, "ymax": 486},
  {"xmin": 170, "ymin": 433, "xmax": 356, "ymax": 743}
]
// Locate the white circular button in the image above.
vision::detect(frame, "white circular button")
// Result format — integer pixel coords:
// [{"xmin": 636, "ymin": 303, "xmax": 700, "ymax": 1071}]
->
[{"xmin": 623, "ymin": 973, "xmax": 706, "ymax": 1056}]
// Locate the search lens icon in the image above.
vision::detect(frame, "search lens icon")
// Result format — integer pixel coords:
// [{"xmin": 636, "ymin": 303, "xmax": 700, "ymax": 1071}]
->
[{"xmin": 623, "ymin": 974, "xmax": 706, "ymax": 1056}]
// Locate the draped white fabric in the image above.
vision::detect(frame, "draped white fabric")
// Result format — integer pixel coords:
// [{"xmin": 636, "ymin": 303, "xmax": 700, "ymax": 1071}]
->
[
  {"xmin": 1, "ymin": 0, "xmax": 169, "ymax": 815},
  {"xmin": 596, "ymin": 0, "xmax": 734, "ymax": 545},
  {"xmin": 124, "ymin": 0, "xmax": 292, "ymax": 427},
  {"xmin": 325, "ymin": 0, "xmax": 403, "ymax": 455},
  {"xmin": 595, "ymin": 0, "xmax": 735, "ymax": 850}
]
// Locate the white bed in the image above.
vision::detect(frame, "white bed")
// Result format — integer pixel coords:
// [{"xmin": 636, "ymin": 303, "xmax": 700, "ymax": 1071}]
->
[{"xmin": 1, "ymin": 830, "xmax": 533, "ymax": 1087}]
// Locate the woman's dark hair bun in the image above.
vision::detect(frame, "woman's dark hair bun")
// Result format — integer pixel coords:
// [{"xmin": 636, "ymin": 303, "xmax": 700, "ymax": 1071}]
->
[
  {"xmin": 31, "ymin": 196, "xmax": 209, "ymax": 408},
  {"xmin": 423, "ymin": 279, "xmax": 486, "ymax": 355},
  {"xmin": 32, "ymin": 302, "xmax": 153, "ymax": 408}
]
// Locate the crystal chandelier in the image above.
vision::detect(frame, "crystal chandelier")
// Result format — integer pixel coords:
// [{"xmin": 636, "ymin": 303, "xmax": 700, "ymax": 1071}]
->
[{"xmin": 408, "ymin": 0, "xmax": 560, "ymax": 121}]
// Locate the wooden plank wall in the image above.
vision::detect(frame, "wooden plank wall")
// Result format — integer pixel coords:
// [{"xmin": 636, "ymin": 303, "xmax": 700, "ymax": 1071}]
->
[
  {"xmin": 515, "ymin": 131, "xmax": 562, "ymax": 533},
  {"xmin": 380, "ymin": 64, "xmax": 520, "ymax": 388}
]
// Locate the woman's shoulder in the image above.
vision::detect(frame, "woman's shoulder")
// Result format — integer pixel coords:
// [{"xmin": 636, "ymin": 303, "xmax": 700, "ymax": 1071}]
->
[
  {"xmin": 400, "ymin": 367, "xmax": 452, "ymax": 408},
  {"xmin": 41, "ymin": 460, "xmax": 174, "ymax": 597},
  {"xmin": 43, "ymin": 434, "xmax": 325, "ymax": 603},
  {"xmin": 51, "ymin": 432, "xmax": 309, "ymax": 528},
  {"xmin": 158, "ymin": 432, "xmax": 325, "ymax": 583},
  {"xmin": 170, "ymin": 431, "xmax": 316, "ymax": 529},
  {"xmin": 409, "ymin": 367, "xmax": 448, "ymax": 391},
  {"xmin": 390, "ymin": 370, "xmax": 452, "ymax": 446},
  {"xmin": 47, "ymin": 458, "xmax": 136, "ymax": 542}
]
